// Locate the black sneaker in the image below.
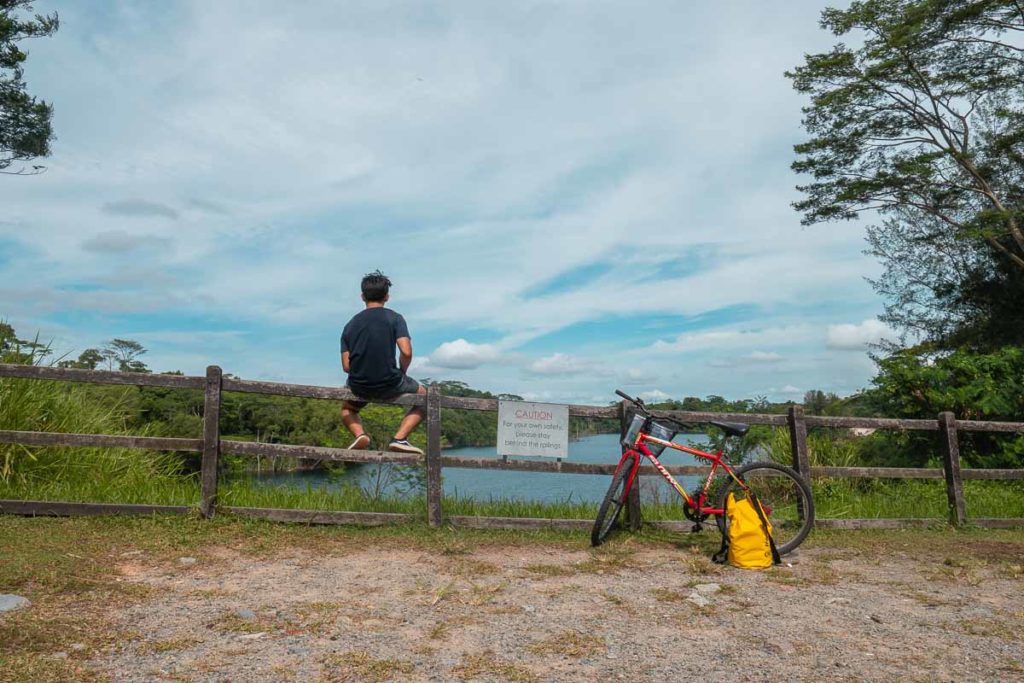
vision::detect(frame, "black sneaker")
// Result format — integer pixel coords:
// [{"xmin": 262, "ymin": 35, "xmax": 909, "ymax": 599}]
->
[{"xmin": 388, "ymin": 439, "xmax": 424, "ymax": 455}]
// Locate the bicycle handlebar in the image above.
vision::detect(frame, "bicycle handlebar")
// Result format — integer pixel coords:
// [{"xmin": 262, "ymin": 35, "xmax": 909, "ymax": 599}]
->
[{"xmin": 614, "ymin": 389, "xmax": 696, "ymax": 431}]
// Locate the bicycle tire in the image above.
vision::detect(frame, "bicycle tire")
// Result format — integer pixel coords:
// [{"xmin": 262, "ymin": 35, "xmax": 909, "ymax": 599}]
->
[
  {"xmin": 591, "ymin": 454, "xmax": 637, "ymax": 547},
  {"xmin": 714, "ymin": 462, "xmax": 814, "ymax": 555}
]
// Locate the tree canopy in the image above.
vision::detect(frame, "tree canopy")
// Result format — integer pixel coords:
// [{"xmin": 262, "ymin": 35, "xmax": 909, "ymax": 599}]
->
[
  {"xmin": 0, "ymin": 0, "xmax": 58, "ymax": 175},
  {"xmin": 788, "ymin": 0, "xmax": 1024, "ymax": 274}
]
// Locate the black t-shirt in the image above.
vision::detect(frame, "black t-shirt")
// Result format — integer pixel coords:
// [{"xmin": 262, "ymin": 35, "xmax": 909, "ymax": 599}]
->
[{"xmin": 341, "ymin": 307, "xmax": 409, "ymax": 394}]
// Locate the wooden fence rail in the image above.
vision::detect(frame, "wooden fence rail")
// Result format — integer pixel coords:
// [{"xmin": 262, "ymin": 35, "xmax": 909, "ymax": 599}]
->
[{"xmin": 1, "ymin": 363, "xmax": 1023, "ymax": 531}]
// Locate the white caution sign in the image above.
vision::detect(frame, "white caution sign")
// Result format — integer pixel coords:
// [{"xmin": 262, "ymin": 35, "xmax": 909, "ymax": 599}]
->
[{"xmin": 497, "ymin": 400, "xmax": 569, "ymax": 458}]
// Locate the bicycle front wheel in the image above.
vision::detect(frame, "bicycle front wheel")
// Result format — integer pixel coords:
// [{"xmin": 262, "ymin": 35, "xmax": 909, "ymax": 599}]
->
[
  {"xmin": 591, "ymin": 454, "xmax": 637, "ymax": 547},
  {"xmin": 714, "ymin": 462, "xmax": 814, "ymax": 555}
]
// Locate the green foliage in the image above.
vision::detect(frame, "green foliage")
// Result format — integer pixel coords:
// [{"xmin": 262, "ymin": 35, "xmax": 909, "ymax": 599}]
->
[
  {"xmin": 0, "ymin": 0, "xmax": 58, "ymax": 174},
  {"xmin": 865, "ymin": 346, "xmax": 1024, "ymax": 467},
  {"xmin": 789, "ymin": 0, "xmax": 1024, "ymax": 349},
  {"xmin": 0, "ymin": 346, "xmax": 191, "ymax": 500}
]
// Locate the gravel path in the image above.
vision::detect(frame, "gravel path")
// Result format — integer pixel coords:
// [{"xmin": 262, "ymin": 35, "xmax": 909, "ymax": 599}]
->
[{"xmin": 87, "ymin": 538, "xmax": 1024, "ymax": 682}]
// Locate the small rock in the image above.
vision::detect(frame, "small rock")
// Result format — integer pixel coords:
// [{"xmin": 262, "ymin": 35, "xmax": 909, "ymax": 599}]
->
[
  {"xmin": 0, "ymin": 594, "xmax": 30, "ymax": 612},
  {"xmin": 238, "ymin": 632, "xmax": 266, "ymax": 640},
  {"xmin": 120, "ymin": 550, "xmax": 144, "ymax": 557},
  {"xmin": 687, "ymin": 593, "xmax": 711, "ymax": 608},
  {"xmin": 236, "ymin": 608, "xmax": 257, "ymax": 621},
  {"xmin": 52, "ymin": 652, "xmax": 68, "ymax": 660},
  {"xmin": 606, "ymin": 653, "xmax": 618, "ymax": 660},
  {"xmin": 870, "ymin": 614, "xmax": 883, "ymax": 624},
  {"xmin": 694, "ymin": 583, "xmax": 721, "ymax": 595},
  {"xmin": 69, "ymin": 643, "xmax": 87, "ymax": 652},
  {"xmin": 523, "ymin": 605, "xmax": 535, "ymax": 613},
  {"xmin": 826, "ymin": 597, "xmax": 851, "ymax": 606},
  {"xmin": 178, "ymin": 557, "xmax": 197, "ymax": 567}
]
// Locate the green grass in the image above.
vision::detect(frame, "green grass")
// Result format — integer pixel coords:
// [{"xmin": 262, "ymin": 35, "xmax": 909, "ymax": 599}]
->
[
  {"xmin": 4, "ymin": 472, "xmax": 1024, "ymax": 522},
  {"xmin": 812, "ymin": 478, "xmax": 1024, "ymax": 519},
  {"xmin": 1, "ymin": 371, "xmax": 197, "ymax": 506}
]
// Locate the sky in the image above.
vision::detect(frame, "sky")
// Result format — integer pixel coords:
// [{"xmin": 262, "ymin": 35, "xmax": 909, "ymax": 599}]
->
[{"xmin": 0, "ymin": 0, "xmax": 894, "ymax": 406}]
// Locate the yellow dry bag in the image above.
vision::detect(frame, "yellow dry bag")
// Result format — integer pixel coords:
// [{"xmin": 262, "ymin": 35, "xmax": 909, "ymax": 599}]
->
[{"xmin": 714, "ymin": 491, "xmax": 781, "ymax": 570}]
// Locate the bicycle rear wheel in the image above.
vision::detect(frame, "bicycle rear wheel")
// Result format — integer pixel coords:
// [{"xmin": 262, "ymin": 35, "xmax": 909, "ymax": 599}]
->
[
  {"xmin": 714, "ymin": 462, "xmax": 814, "ymax": 555},
  {"xmin": 591, "ymin": 454, "xmax": 637, "ymax": 547}
]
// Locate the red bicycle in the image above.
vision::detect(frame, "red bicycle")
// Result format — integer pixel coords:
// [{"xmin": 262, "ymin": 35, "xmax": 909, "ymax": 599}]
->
[{"xmin": 592, "ymin": 390, "xmax": 814, "ymax": 553}]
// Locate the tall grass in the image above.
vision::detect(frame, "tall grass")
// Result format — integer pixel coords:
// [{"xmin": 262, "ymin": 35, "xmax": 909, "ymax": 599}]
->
[
  {"xmin": 3, "ymin": 346, "xmax": 1022, "ymax": 522},
  {"xmin": 0, "ymin": 350, "xmax": 197, "ymax": 504}
]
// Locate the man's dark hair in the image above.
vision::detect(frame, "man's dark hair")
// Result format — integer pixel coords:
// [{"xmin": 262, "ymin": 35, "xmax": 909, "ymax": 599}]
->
[{"xmin": 361, "ymin": 270, "xmax": 392, "ymax": 302}]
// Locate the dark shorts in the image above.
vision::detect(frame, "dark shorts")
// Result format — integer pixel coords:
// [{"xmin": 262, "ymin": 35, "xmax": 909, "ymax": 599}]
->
[{"xmin": 345, "ymin": 374, "xmax": 420, "ymax": 410}]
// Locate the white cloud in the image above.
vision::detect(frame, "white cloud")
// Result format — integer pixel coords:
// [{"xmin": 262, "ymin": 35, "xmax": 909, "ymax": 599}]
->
[
  {"xmin": 639, "ymin": 389, "xmax": 672, "ymax": 402},
  {"xmin": 427, "ymin": 339, "xmax": 500, "ymax": 369},
  {"xmin": 747, "ymin": 351, "xmax": 783, "ymax": 363},
  {"xmin": 780, "ymin": 385, "xmax": 802, "ymax": 394},
  {"xmin": 826, "ymin": 319, "xmax": 893, "ymax": 351},
  {"xmin": 651, "ymin": 325, "xmax": 815, "ymax": 354},
  {"xmin": 0, "ymin": 1, "xmax": 890, "ymax": 400},
  {"xmin": 620, "ymin": 367, "xmax": 658, "ymax": 385},
  {"xmin": 81, "ymin": 230, "xmax": 174, "ymax": 254},
  {"xmin": 527, "ymin": 353, "xmax": 591, "ymax": 376}
]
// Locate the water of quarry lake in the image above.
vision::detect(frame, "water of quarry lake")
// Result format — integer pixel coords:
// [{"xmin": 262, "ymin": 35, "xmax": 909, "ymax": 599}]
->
[{"xmin": 244, "ymin": 432, "xmax": 713, "ymax": 504}]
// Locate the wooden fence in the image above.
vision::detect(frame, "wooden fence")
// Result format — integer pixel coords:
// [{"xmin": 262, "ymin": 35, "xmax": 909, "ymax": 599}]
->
[{"xmin": 1, "ymin": 363, "xmax": 1023, "ymax": 531}]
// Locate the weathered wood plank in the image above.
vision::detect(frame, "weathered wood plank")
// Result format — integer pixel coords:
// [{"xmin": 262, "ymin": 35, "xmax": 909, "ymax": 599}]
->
[
  {"xmin": 939, "ymin": 411, "xmax": 966, "ymax": 527},
  {"xmin": 200, "ymin": 365, "xmax": 222, "ymax": 519},
  {"xmin": 0, "ymin": 500, "xmax": 192, "ymax": 517},
  {"xmin": 0, "ymin": 363, "xmax": 204, "ymax": 389},
  {"xmin": 658, "ymin": 409, "xmax": 788, "ymax": 426},
  {"xmin": 439, "ymin": 455, "xmax": 711, "ymax": 477},
  {"xmin": 221, "ymin": 377, "xmax": 426, "ymax": 407},
  {"xmin": 437, "ymin": 394, "xmax": 618, "ymax": 418},
  {"xmin": 803, "ymin": 415, "xmax": 940, "ymax": 430},
  {"xmin": 957, "ymin": 420, "xmax": 1024, "ymax": 433},
  {"xmin": 788, "ymin": 406, "xmax": 811, "ymax": 491},
  {"xmin": 425, "ymin": 386, "xmax": 443, "ymax": 528},
  {"xmin": 440, "ymin": 456, "xmax": 614, "ymax": 474},
  {"xmin": 447, "ymin": 515, "xmax": 593, "ymax": 530},
  {"xmin": 810, "ymin": 466, "xmax": 945, "ymax": 479},
  {"xmin": 960, "ymin": 469, "xmax": 1024, "ymax": 480},
  {"xmin": 970, "ymin": 518, "xmax": 1024, "ymax": 528},
  {"xmin": 0, "ymin": 430, "xmax": 202, "ymax": 452},
  {"xmin": 809, "ymin": 518, "xmax": 942, "ymax": 530},
  {"xmin": 221, "ymin": 440, "xmax": 423, "ymax": 465},
  {"xmin": 223, "ymin": 506, "xmax": 416, "ymax": 526}
]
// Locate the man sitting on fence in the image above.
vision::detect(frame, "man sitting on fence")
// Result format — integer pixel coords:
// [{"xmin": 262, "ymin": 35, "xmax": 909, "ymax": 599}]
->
[{"xmin": 340, "ymin": 270, "xmax": 426, "ymax": 455}]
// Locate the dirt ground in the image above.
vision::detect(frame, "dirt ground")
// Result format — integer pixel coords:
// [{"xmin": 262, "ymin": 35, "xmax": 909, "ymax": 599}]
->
[{"xmin": 75, "ymin": 534, "xmax": 1024, "ymax": 682}]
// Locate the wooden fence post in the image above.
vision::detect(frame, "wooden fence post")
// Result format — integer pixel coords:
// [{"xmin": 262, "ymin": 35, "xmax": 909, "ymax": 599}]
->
[
  {"xmin": 939, "ymin": 411, "xmax": 966, "ymax": 527},
  {"xmin": 788, "ymin": 405, "xmax": 811, "ymax": 522},
  {"xmin": 425, "ymin": 386, "xmax": 443, "ymax": 528},
  {"xmin": 620, "ymin": 400, "xmax": 641, "ymax": 531},
  {"xmin": 200, "ymin": 365, "xmax": 222, "ymax": 519}
]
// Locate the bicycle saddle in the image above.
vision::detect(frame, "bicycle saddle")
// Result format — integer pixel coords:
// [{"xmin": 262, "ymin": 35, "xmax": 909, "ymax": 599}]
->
[{"xmin": 708, "ymin": 421, "xmax": 749, "ymax": 438}]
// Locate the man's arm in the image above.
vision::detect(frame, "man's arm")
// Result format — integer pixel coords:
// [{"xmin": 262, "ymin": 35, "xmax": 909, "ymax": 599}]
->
[
  {"xmin": 397, "ymin": 337, "xmax": 412, "ymax": 374},
  {"xmin": 341, "ymin": 351, "xmax": 350, "ymax": 373}
]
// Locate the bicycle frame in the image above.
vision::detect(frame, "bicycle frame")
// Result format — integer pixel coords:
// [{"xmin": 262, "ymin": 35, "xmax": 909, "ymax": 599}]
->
[{"xmin": 617, "ymin": 429, "xmax": 747, "ymax": 517}]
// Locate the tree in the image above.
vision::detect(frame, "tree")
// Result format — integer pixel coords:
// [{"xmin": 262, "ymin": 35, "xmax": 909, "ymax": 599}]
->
[
  {"xmin": 102, "ymin": 339, "xmax": 150, "ymax": 373},
  {"xmin": 864, "ymin": 346, "xmax": 1024, "ymax": 467},
  {"xmin": 56, "ymin": 347, "xmax": 105, "ymax": 370},
  {"xmin": 866, "ymin": 205, "xmax": 1024, "ymax": 349},
  {"xmin": 1, "ymin": 1, "xmax": 59, "ymax": 175},
  {"xmin": 787, "ymin": 0, "xmax": 1024, "ymax": 279}
]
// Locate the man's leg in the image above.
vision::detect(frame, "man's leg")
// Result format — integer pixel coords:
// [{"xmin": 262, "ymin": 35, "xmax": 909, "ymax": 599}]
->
[
  {"xmin": 393, "ymin": 384, "xmax": 427, "ymax": 441},
  {"xmin": 341, "ymin": 400, "xmax": 370, "ymax": 449}
]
